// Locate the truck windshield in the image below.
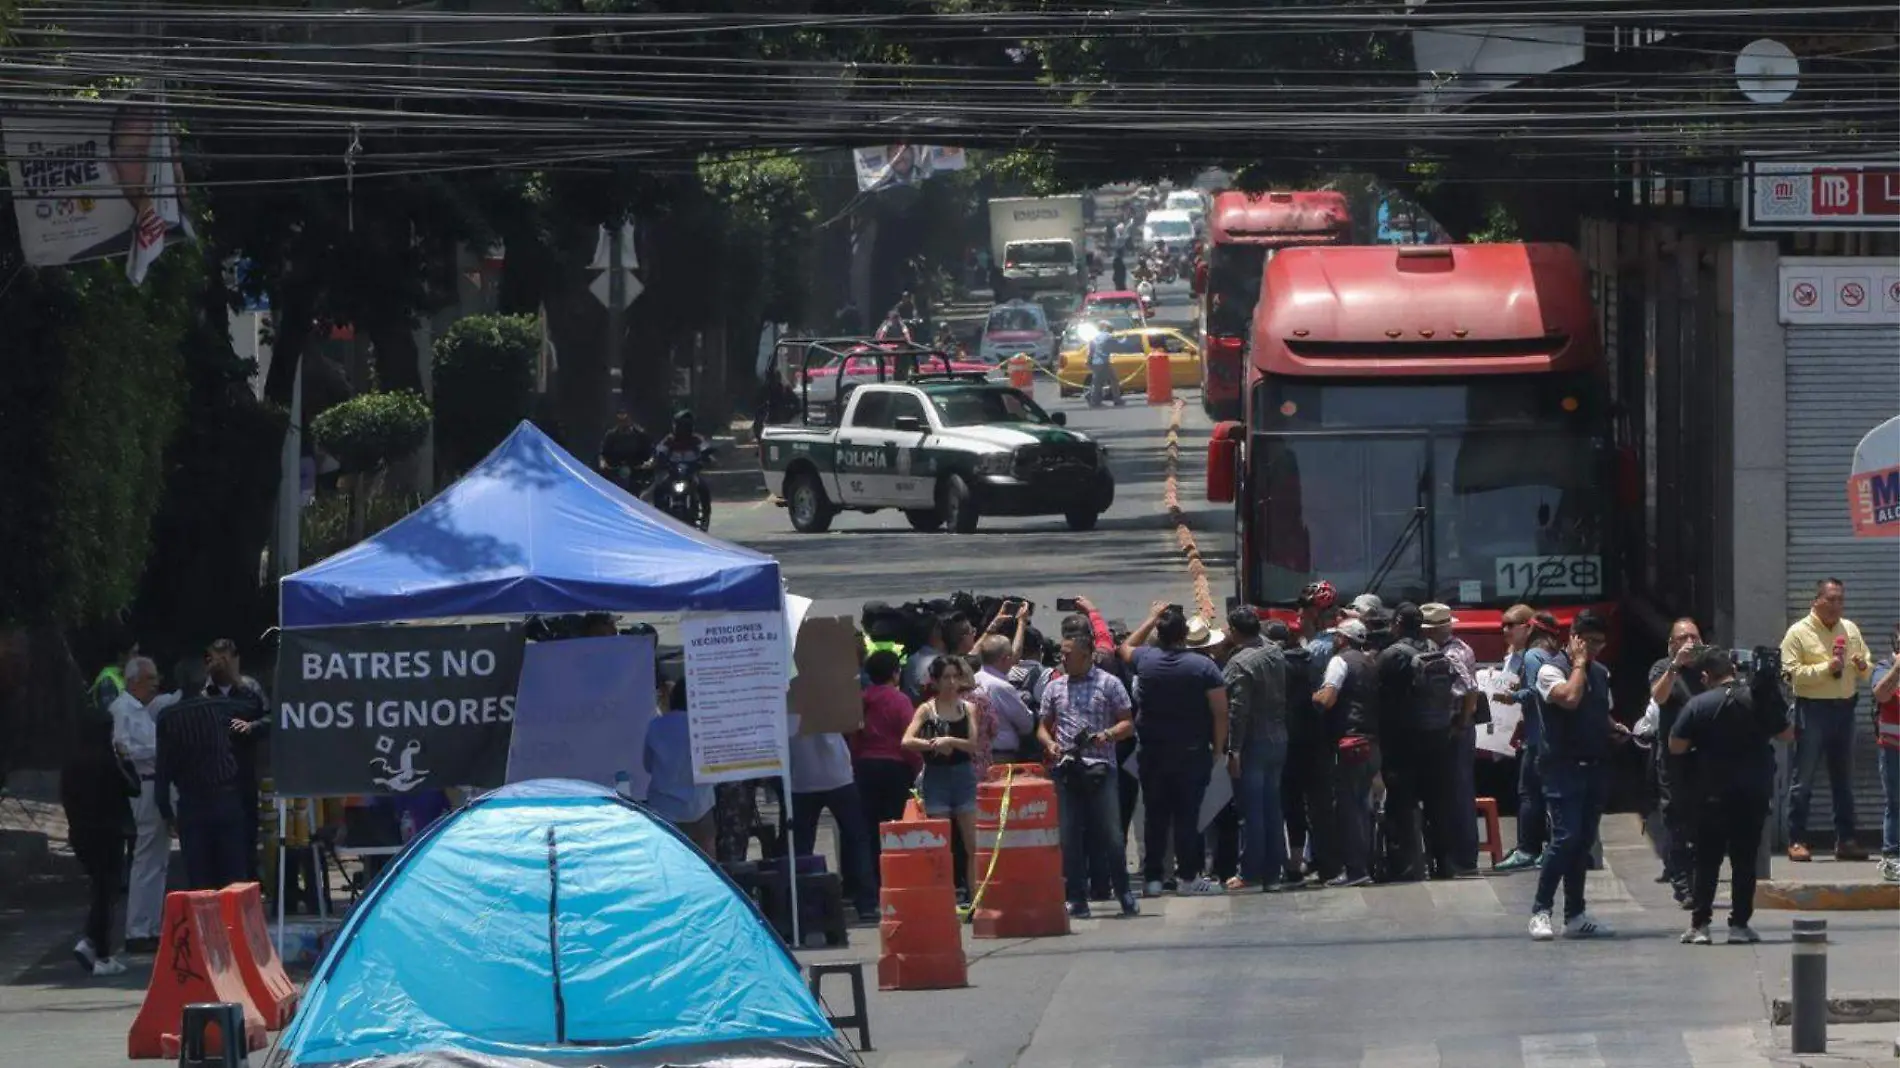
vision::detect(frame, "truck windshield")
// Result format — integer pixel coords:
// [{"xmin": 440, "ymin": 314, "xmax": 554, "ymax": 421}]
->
[
  {"xmin": 1246, "ymin": 377, "xmax": 1612, "ymax": 607},
  {"xmin": 929, "ymin": 388, "xmax": 1054, "ymax": 427},
  {"xmin": 1206, "ymin": 243, "xmax": 1267, "ymax": 336},
  {"xmin": 1007, "ymin": 242, "xmax": 1073, "ymax": 267},
  {"xmin": 1148, "ymin": 219, "xmax": 1193, "ymax": 239}
]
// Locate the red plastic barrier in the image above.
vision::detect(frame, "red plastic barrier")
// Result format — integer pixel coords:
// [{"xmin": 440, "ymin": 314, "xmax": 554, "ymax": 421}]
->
[
  {"xmin": 219, "ymin": 882, "xmax": 300, "ymax": 1029},
  {"xmin": 129, "ymin": 891, "xmax": 268, "ymax": 1059}
]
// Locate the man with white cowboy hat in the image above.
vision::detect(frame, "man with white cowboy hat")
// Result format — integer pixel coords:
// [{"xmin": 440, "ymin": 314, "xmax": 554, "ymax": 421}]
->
[{"xmin": 1120, "ymin": 601, "xmax": 1229, "ymax": 896}]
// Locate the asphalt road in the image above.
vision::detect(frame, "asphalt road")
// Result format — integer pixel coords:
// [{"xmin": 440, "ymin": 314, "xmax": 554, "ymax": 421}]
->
[{"xmin": 713, "ymin": 278, "xmax": 1225, "ymax": 630}]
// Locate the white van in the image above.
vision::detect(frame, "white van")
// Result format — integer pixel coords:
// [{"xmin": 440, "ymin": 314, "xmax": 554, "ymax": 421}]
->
[
  {"xmin": 1164, "ymin": 189, "xmax": 1207, "ymax": 220},
  {"xmin": 1143, "ymin": 209, "xmax": 1196, "ymax": 251}
]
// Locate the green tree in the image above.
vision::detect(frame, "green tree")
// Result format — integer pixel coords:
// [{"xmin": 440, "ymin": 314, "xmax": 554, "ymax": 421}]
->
[
  {"xmin": 310, "ymin": 391, "xmax": 432, "ymax": 476},
  {"xmin": 432, "ymin": 313, "xmax": 541, "ymax": 474}
]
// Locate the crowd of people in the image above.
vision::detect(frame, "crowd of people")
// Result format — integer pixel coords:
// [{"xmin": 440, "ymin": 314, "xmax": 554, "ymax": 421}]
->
[
  {"xmin": 756, "ymin": 576, "xmax": 1900, "ymax": 945},
  {"xmin": 60, "ymin": 578, "xmax": 1897, "ymax": 975}
]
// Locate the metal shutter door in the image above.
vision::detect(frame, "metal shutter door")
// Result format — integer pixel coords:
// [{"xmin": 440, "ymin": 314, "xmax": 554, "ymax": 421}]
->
[{"xmin": 1784, "ymin": 322, "xmax": 1900, "ymax": 841}]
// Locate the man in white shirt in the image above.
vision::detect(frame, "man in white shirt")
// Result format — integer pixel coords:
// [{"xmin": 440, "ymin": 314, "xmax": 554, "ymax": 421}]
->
[
  {"xmin": 110, "ymin": 656, "xmax": 181, "ymax": 952},
  {"xmin": 789, "ymin": 731, "xmax": 878, "ymax": 922},
  {"xmin": 976, "ymin": 635, "xmax": 1038, "ymax": 763}
]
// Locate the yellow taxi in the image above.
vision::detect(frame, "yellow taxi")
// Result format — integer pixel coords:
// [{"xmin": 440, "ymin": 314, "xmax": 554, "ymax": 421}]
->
[{"xmin": 1057, "ymin": 326, "xmax": 1201, "ymax": 397}]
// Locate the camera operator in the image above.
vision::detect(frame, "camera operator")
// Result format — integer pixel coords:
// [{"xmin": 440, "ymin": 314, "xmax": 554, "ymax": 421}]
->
[
  {"xmin": 1668, "ymin": 647, "xmax": 1793, "ymax": 945},
  {"xmin": 1648, "ymin": 618, "xmax": 1709, "ymax": 905},
  {"xmin": 1037, "ymin": 616, "xmax": 1139, "ymax": 919}
]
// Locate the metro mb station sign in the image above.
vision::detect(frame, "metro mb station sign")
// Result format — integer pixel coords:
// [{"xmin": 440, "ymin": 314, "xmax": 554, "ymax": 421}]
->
[{"xmin": 1743, "ymin": 157, "xmax": 1900, "ymax": 231}]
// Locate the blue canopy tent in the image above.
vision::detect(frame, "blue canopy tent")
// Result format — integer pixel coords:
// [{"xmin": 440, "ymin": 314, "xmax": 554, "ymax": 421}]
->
[
  {"xmin": 265, "ymin": 780, "xmax": 858, "ymax": 1068},
  {"xmin": 281, "ymin": 421, "xmax": 781, "ymax": 627}
]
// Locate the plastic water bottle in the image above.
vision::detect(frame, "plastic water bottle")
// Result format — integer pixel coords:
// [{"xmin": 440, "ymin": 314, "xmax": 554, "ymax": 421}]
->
[{"xmin": 614, "ymin": 771, "xmax": 632, "ymax": 800}]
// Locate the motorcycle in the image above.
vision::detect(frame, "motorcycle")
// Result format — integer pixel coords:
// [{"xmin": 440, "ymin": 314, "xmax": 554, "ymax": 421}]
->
[{"xmin": 652, "ymin": 454, "xmax": 711, "ymax": 531}]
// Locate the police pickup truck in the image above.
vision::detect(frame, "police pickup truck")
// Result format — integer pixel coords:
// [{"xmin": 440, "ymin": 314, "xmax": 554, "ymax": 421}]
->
[{"xmin": 759, "ymin": 376, "xmax": 1114, "ymax": 534}]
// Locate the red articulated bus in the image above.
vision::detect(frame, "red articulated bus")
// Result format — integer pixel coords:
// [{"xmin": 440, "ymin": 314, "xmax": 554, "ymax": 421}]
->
[
  {"xmin": 1206, "ymin": 243, "xmax": 1619, "ymax": 661},
  {"xmin": 1199, "ymin": 190, "xmax": 1352, "ymax": 423}
]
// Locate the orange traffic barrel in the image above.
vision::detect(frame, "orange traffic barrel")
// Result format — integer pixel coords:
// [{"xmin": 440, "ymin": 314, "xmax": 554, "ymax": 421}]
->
[
  {"xmin": 876, "ymin": 818, "xmax": 968, "ymax": 990},
  {"xmin": 1008, "ymin": 354, "xmax": 1034, "ymax": 390},
  {"xmin": 971, "ymin": 765, "xmax": 1069, "ymax": 939},
  {"xmin": 1146, "ymin": 349, "xmax": 1173, "ymax": 405}
]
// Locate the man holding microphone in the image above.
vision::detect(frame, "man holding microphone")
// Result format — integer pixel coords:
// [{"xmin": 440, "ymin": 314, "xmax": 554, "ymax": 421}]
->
[{"xmin": 1780, "ymin": 578, "xmax": 1874, "ymax": 862}]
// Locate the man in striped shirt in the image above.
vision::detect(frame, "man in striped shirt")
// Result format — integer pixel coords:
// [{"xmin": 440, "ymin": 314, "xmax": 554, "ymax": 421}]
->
[
  {"xmin": 1036, "ymin": 615, "xmax": 1138, "ymax": 919},
  {"xmin": 155, "ymin": 694, "xmax": 250, "ymax": 890}
]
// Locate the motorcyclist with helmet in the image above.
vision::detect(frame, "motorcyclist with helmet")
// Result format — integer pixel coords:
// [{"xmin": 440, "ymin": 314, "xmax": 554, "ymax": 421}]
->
[
  {"xmin": 597, "ymin": 403, "xmax": 655, "ymax": 494},
  {"xmin": 645, "ymin": 409, "xmax": 715, "ymax": 527}
]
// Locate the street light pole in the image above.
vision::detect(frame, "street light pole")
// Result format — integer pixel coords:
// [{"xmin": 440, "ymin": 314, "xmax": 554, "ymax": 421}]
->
[{"xmin": 607, "ymin": 213, "xmax": 626, "ymax": 407}]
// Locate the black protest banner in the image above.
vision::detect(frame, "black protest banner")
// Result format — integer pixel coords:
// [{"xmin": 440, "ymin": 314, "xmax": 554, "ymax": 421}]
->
[{"xmin": 273, "ymin": 624, "xmax": 526, "ymax": 797}]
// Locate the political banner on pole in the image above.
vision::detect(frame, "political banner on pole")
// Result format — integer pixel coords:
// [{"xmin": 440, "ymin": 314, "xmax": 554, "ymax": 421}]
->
[
  {"xmin": 1848, "ymin": 415, "xmax": 1900, "ymax": 538},
  {"xmin": 680, "ymin": 611, "xmax": 790, "ymax": 784},
  {"xmin": 272, "ymin": 624, "xmax": 527, "ymax": 797},
  {"xmin": 2, "ymin": 96, "xmax": 194, "ymax": 277},
  {"xmin": 851, "ymin": 144, "xmax": 967, "ymax": 192}
]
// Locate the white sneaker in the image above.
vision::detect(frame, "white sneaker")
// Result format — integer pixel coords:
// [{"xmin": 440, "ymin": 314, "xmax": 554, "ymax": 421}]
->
[
  {"xmin": 1679, "ymin": 925, "xmax": 1711, "ymax": 945},
  {"xmin": 91, "ymin": 956, "xmax": 127, "ymax": 977},
  {"xmin": 1178, "ymin": 876, "xmax": 1224, "ymax": 897},
  {"xmin": 1727, "ymin": 924, "xmax": 1761, "ymax": 944},
  {"xmin": 71, "ymin": 938, "xmax": 97, "ymax": 974},
  {"xmin": 1563, "ymin": 912, "xmax": 1616, "ymax": 939},
  {"xmin": 1143, "ymin": 880, "xmax": 1165, "ymax": 898},
  {"xmin": 1528, "ymin": 911, "xmax": 1556, "ymax": 941}
]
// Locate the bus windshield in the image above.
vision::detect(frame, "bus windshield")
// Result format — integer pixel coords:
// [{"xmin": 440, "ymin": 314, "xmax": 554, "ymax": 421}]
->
[
  {"xmin": 1246, "ymin": 377, "xmax": 1612, "ymax": 607},
  {"xmin": 1206, "ymin": 243, "xmax": 1267, "ymax": 336}
]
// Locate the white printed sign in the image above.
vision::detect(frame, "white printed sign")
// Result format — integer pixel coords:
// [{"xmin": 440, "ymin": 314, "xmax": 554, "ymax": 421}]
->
[
  {"xmin": 505, "ymin": 634, "xmax": 657, "ymax": 793},
  {"xmin": 1779, "ymin": 257, "xmax": 1900, "ymax": 326},
  {"xmin": 1474, "ymin": 667, "xmax": 1523, "ymax": 757},
  {"xmin": 1494, "ymin": 555, "xmax": 1604, "ymax": 599},
  {"xmin": 682, "ymin": 611, "xmax": 791, "ymax": 784}
]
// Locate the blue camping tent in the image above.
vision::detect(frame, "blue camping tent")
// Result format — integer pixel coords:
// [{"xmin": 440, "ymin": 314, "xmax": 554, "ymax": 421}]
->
[
  {"xmin": 281, "ymin": 421, "xmax": 781, "ymax": 627},
  {"xmin": 267, "ymin": 780, "xmax": 858, "ymax": 1068}
]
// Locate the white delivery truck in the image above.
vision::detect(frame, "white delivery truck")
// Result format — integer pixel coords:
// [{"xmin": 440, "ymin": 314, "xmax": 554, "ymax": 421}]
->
[{"xmin": 987, "ymin": 195, "xmax": 1087, "ymax": 312}]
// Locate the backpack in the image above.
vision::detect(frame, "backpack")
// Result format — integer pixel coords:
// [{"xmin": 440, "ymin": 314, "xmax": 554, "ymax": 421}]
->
[
  {"xmin": 1281, "ymin": 646, "xmax": 1316, "ymax": 744},
  {"xmin": 1404, "ymin": 641, "xmax": 1460, "ymax": 731}
]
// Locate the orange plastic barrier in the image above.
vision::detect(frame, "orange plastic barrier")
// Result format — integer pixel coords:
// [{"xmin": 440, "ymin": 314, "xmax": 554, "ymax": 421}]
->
[
  {"xmin": 876, "ymin": 817, "xmax": 967, "ymax": 991},
  {"xmin": 971, "ymin": 765, "xmax": 1069, "ymax": 939},
  {"xmin": 1008, "ymin": 354, "xmax": 1034, "ymax": 390},
  {"xmin": 219, "ymin": 882, "xmax": 300, "ymax": 1028},
  {"xmin": 1145, "ymin": 350, "xmax": 1173, "ymax": 405},
  {"xmin": 129, "ymin": 890, "xmax": 269, "ymax": 1059}
]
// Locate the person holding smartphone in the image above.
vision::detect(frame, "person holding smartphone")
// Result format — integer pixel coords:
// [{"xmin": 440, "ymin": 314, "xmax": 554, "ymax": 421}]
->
[{"xmin": 1526, "ymin": 610, "xmax": 1626, "ymax": 941}]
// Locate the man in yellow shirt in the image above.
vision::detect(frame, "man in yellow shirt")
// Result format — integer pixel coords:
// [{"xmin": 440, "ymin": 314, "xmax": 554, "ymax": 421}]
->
[{"xmin": 1780, "ymin": 577, "xmax": 1874, "ymax": 862}]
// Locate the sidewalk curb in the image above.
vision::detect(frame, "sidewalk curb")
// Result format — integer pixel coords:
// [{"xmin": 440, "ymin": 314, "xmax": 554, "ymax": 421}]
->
[
  {"xmin": 1757, "ymin": 880, "xmax": 1900, "ymax": 911},
  {"xmin": 1770, "ymin": 996, "xmax": 1900, "ymax": 1026}
]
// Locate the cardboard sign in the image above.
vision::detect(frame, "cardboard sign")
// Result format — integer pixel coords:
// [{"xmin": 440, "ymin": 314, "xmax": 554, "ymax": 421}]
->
[{"xmin": 790, "ymin": 615, "xmax": 866, "ymax": 735}]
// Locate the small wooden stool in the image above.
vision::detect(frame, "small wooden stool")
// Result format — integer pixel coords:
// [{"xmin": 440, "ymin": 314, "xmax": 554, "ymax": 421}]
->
[
  {"xmin": 809, "ymin": 961, "xmax": 872, "ymax": 1051},
  {"xmin": 1475, "ymin": 797, "xmax": 1504, "ymax": 866}
]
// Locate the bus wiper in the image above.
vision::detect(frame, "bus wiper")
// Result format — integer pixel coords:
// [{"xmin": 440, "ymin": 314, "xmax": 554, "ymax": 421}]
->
[{"xmin": 1367, "ymin": 505, "xmax": 1426, "ymax": 602}]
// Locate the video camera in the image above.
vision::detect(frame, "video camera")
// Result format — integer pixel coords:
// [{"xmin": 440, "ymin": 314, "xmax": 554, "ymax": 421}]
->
[{"xmin": 1690, "ymin": 644, "xmax": 1788, "ymax": 721}]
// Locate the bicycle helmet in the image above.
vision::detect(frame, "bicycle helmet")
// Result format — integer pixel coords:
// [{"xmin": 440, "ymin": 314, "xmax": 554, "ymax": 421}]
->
[{"xmin": 1298, "ymin": 580, "xmax": 1337, "ymax": 610}]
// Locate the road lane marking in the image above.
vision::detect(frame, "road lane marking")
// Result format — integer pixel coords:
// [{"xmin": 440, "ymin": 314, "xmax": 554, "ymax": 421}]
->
[
  {"xmin": 1425, "ymin": 876, "xmax": 1507, "ymax": 916},
  {"xmin": 1520, "ymin": 1033, "xmax": 1607, "ymax": 1068},
  {"xmin": 1681, "ymin": 1026, "xmax": 1771, "ymax": 1067},
  {"xmin": 1360, "ymin": 1043, "xmax": 1441, "ymax": 1067}
]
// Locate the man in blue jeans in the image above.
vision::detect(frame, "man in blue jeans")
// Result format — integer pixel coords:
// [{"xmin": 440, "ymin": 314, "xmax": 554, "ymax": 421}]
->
[
  {"xmin": 1120, "ymin": 602, "xmax": 1230, "ymax": 898},
  {"xmin": 1221, "ymin": 608, "xmax": 1289, "ymax": 891},
  {"xmin": 1526, "ymin": 610, "xmax": 1633, "ymax": 941},
  {"xmin": 1038, "ymin": 618, "xmax": 1139, "ymax": 919},
  {"xmin": 1780, "ymin": 578, "xmax": 1874, "ymax": 862}
]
